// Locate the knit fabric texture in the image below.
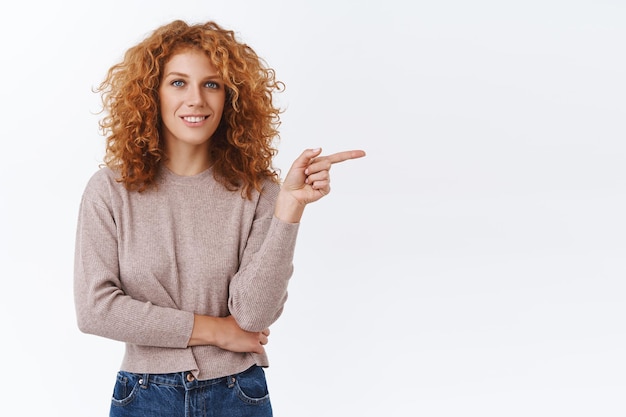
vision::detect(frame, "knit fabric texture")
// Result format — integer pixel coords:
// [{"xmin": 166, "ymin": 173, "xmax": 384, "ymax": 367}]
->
[{"xmin": 74, "ymin": 166, "xmax": 299, "ymax": 380}]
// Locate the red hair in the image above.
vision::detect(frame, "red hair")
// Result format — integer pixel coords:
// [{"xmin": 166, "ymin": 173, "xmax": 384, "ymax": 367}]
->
[{"xmin": 97, "ymin": 20, "xmax": 283, "ymax": 197}]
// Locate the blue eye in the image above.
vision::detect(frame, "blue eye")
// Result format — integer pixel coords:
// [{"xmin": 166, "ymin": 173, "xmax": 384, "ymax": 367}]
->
[
  {"xmin": 205, "ymin": 81, "xmax": 219, "ymax": 89},
  {"xmin": 172, "ymin": 80, "xmax": 185, "ymax": 87}
]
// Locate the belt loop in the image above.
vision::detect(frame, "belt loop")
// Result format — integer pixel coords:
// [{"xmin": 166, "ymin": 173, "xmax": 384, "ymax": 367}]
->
[
  {"xmin": 227, "ymin": 374, "xmax": 236, "ymax": 388},
  {"xmin": 140, "ymin": 373, "xmax": 149, "ymax": 388}
]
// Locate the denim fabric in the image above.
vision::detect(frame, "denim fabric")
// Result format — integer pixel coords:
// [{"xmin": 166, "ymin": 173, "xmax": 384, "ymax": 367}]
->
[{"xmin": 109, "ymin": 365, "xmax": 272, "ymax": 417}]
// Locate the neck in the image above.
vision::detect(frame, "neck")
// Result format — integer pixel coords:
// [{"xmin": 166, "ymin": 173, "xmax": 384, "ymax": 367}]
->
[{"xmin": 164, "ymin": 144, "xmax": 212, "ymax": 176}]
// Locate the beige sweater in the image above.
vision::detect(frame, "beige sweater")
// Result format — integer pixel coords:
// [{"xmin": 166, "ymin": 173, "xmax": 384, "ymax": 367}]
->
[{"xmin": 74, "ymin": 166, "xmax": 299, "ymax": 380}]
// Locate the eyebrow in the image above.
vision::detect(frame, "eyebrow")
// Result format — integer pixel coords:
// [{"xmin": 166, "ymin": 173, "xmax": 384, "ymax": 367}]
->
[{"xmin": 163, "ymin": 71, "xmax": 221, "ymax": 79}]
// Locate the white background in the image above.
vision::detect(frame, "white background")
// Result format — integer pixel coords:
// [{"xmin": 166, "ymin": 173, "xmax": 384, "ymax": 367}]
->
[{"xmin": 0, "ymin": 0, "xmax": 624, "ymax": 416}]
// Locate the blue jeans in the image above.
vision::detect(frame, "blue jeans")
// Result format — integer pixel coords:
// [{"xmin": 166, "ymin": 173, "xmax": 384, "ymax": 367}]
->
[{"xmin": 109, "ymin": 365, "xmax": 273, "ymax": 417}]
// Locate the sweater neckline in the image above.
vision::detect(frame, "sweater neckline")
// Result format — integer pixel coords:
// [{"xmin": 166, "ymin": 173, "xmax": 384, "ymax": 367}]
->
[{"xmin": 159, "ymin": 165, "xmax": 214, "ymax": 186}]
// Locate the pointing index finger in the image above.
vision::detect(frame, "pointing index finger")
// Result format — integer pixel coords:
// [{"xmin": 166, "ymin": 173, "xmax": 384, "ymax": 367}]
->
[{"xmin": 325, "ymin": 150, "xmax": 367, "ymax": 165}]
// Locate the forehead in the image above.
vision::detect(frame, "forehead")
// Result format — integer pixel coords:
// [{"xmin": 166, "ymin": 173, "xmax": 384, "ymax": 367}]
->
[{"xmin": 163, "ymin": 49, "xmax": 219, "ymax": 76}]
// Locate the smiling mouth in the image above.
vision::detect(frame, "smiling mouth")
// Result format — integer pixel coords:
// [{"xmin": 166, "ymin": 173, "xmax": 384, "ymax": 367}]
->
[{"xmin": 182, "ymin": 116, "xmax": 208, "ymax": 123}]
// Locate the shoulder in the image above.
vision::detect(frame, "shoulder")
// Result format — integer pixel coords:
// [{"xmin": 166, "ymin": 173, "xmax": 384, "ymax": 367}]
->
[
  {"xmin": 252, "ymin": 177, "xmax": 281, "ymax": 217},
  {"xmin": 81, "ymin": 166, "xmax": 125, "ymax": 203},
  {"xmin": 260, "ymin": 177, "xmax": 281, "ymax": 200},
  {"xmin": 84, "ymin": 166, "xmax": 121, "ymax": 190},
  {"xmin": 86, "ymin": 166, "xmax": 118, "ymax": 184},
  {"xmin": 256, "ymin": 177, "xmax": 282, "ymax": 205}
]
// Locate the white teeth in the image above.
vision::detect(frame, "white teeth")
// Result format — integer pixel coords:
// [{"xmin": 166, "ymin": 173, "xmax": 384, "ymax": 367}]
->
[{"xmin": 183, "ymin": 116, "xmax": 206, "ymax": 123}]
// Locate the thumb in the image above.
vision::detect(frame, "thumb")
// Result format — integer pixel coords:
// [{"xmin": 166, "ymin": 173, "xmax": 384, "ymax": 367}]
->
[{"xmin": 291, "ymin": 147, "xmax": 322, "ymax": 170}]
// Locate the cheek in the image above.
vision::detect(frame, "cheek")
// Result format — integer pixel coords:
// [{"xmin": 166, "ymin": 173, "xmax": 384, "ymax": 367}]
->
[
  {"xmin": 159, "ymin": 102, "xmax": 178, "ymax": 130},
  {"xmin": 159, "ymin": 89, "xmax": 179, "ymax": 114},
  {"xmin": 159, "ymin": 96, "xmax": 172, "ymax": 115},
  {"xmin": 218, "ymin": 94, "xmax": 225, "ymax": 113},
  {"xmin": 214, "ymin": 95, "xmax": 226, "ymax": 117}
]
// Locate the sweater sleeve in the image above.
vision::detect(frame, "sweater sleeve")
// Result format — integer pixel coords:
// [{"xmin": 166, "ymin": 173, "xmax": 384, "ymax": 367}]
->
[
  {"xmin": 228, "ymin": 183, "xmax": 300, "ymax": 332},
  {"xmin": 73, "ymin": 173, "xmax": 194, "ymax": 348}
]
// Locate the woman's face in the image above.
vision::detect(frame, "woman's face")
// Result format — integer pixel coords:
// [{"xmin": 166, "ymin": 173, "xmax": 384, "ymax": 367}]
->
[{"xmin": 159, "ymin": 49, "xmax": 226, "ymax": 154}]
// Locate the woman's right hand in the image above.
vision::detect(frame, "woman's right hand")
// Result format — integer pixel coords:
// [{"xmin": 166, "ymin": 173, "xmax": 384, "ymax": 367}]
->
[
  {"xmin": 275, "ymin": 147, "xmax": 366, "ymax": 223},
  {"xmin": 188, "ymin": 314, "xmax": 269, "ymax": 354}
]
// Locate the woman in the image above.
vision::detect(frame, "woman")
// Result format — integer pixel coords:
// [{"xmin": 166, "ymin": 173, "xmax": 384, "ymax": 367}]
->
[{"xmin": 73, "ymin": 19, "xmax": 364, "ymax": 417}]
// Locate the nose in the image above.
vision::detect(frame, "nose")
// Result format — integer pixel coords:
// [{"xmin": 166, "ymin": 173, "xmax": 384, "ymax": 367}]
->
[{"xmin": 185, "ymin": 85, "xmax": 204, "ymax": 106}]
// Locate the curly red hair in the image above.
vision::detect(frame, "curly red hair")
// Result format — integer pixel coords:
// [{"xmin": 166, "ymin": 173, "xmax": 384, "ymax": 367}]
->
[{"xmin": 96, "ymin": 20, "xmax": 284, "ymax": 197}]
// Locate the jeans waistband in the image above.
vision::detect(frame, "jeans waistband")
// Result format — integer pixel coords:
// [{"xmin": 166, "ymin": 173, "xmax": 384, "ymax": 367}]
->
[{"xmin": 140, "ymin": 366, "xmax": 252, "ymax": 390}]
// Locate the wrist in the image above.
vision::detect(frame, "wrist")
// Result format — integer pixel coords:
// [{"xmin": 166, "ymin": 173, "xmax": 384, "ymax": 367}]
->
[
  {"xmin": 189, "ymin": 314, "xmax": 220, "ymax": 346},
  {"xmin": 274, "ymin": 190, "xmax": 305, "ymax": 223}
]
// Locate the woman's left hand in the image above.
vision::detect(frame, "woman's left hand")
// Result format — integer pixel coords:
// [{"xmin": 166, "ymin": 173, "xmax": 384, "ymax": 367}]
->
[{"xmin": 274, "ymin": 147, "xmax": 366, "ymax": 222}]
